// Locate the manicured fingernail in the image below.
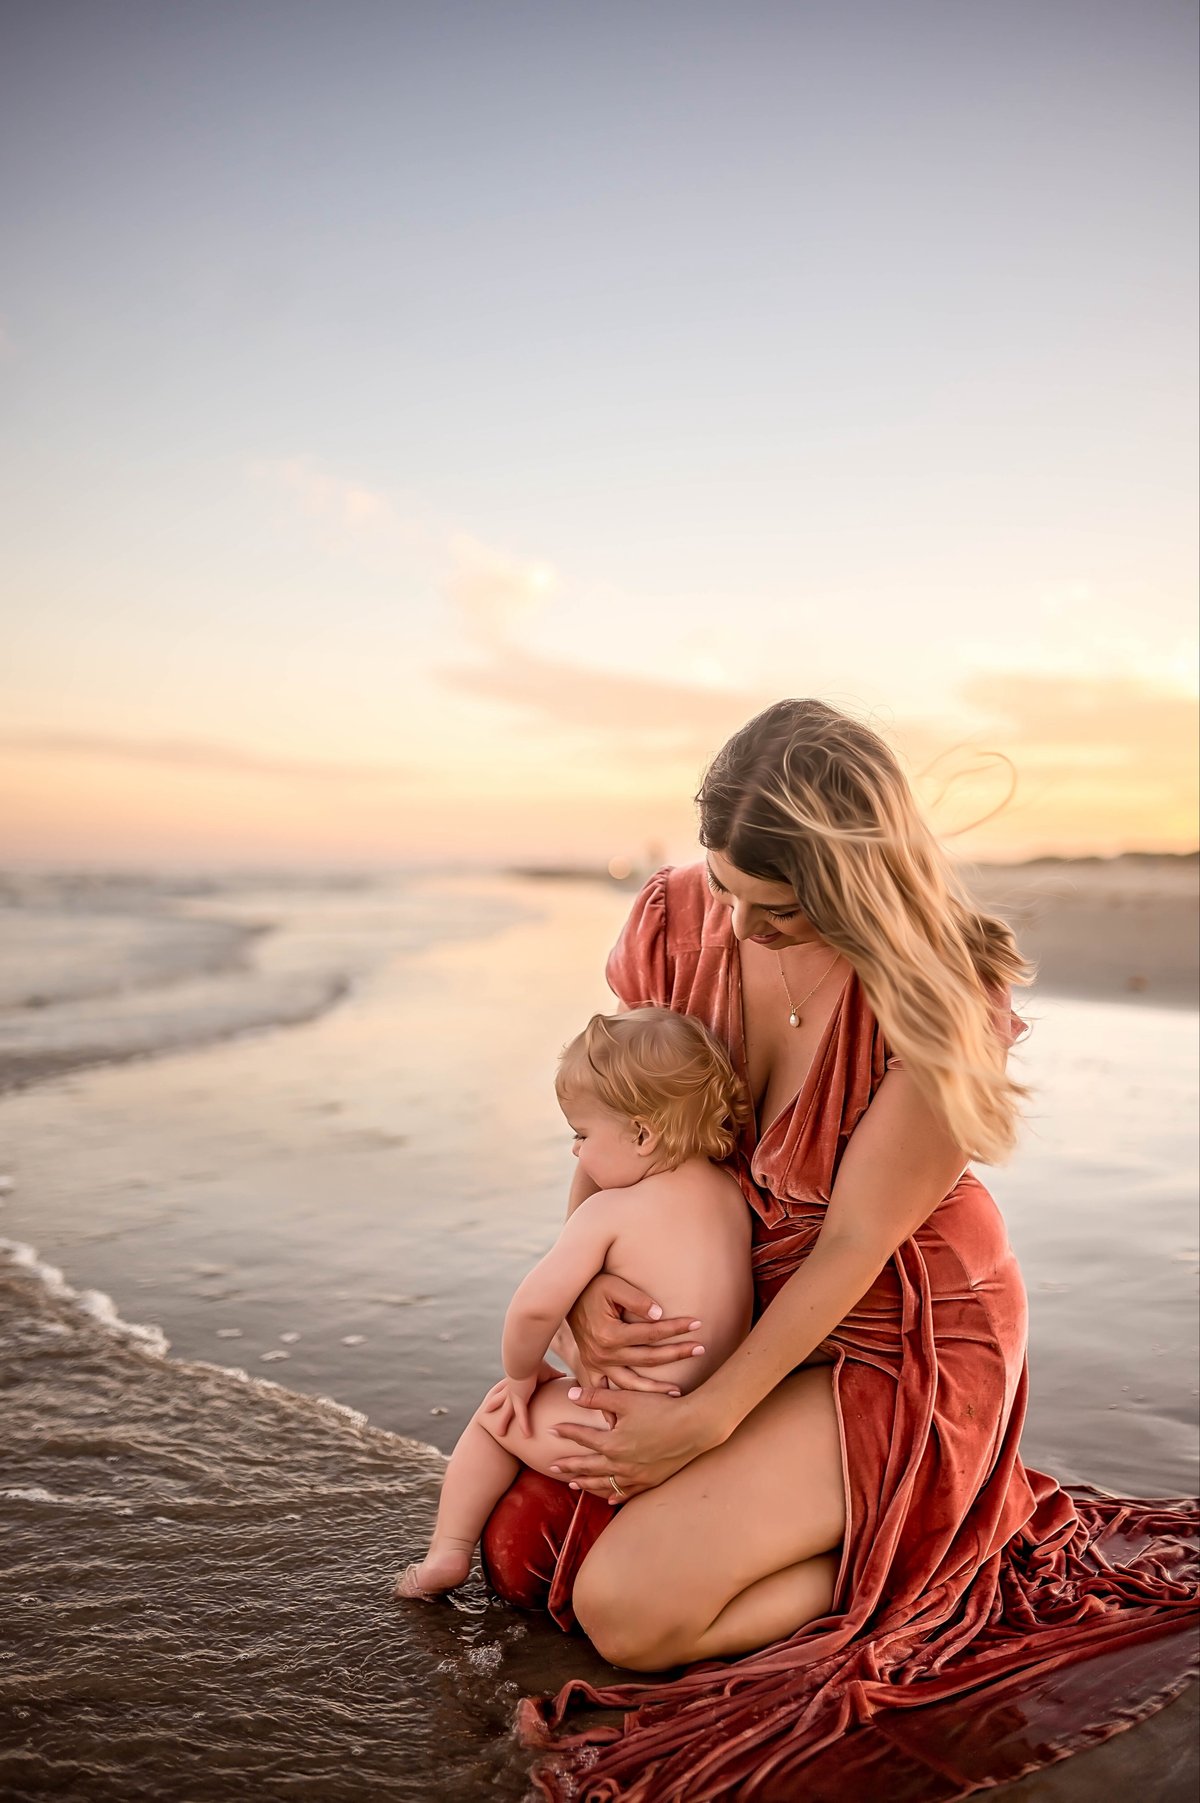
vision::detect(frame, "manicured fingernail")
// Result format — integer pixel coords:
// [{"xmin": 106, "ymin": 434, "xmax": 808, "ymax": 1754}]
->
[
  {"xmin": 549, "ymin": 1465, "xmax": 561, "ymax": 1473},
  {"xmin": 691, "ymin": 1345, "xmax": 706, "ymax": 1356},
  {"xmin": 668, "ymin": 1388, "xmax": 682, "ymax": 1396},
  {"xmin": 567, "ymin": 1385, "xmax": 582, "ymax": 1400},
  {"xmin": 568, "ymin": 1482, "xmax": 579, "ymax": 1490},
  {"xmin": 688, "ymin": 1321, "xmax": 702, "ymax": 1330},
  {"xmin": 647, "ymin": 1304, "xmax": 663, "ymax": 1320}
]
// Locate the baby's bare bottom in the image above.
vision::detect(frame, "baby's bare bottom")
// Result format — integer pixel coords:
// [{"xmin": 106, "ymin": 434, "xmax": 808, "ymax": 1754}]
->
[{"xmin": 395, "ymin": 1378, "xmax": 612, "ymax": 1598}]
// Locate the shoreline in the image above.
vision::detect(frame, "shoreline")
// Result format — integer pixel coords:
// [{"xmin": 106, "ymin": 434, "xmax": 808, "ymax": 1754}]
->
[{"xmin": 1, "ymin": 852, "xmax": 1195, "ymax": 1097}]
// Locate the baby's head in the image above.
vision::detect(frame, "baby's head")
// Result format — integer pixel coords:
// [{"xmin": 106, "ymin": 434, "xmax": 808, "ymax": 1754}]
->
[{"xmin": 555, "ymin": 1006, "xmax": 751, "ymax": 1190}]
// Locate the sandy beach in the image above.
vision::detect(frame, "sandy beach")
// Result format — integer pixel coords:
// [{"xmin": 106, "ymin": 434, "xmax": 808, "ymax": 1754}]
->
[
  {"xmin": 964, "ymin": 854, "xmax": 1199, "ymax": 1011},
  {"xmin": 1, "ymin": 854, "xmax": 1196, "ymax": 1800}
]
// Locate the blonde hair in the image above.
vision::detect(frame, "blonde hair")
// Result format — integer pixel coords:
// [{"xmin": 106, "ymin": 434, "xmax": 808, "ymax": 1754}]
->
[
  {"xmin": 556, "ymin": 1007, "xmax": 751, "ymax": 1170},
  {"xmin": 696, "ymin": 699, "xmax": 1031, "ymax": 1163}
]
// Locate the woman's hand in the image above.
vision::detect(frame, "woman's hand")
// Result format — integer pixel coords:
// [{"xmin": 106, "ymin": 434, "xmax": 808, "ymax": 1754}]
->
[
  {"xmin": 547, "ymin": 1385, "xmax": 722, "ymax": 1503},
  {"xmin": 567, "ymin": 1273, "xmax": 703, "ymax": 1393}
]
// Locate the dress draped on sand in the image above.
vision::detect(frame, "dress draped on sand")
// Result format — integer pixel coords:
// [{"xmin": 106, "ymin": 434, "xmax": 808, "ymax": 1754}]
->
[{"xmin": 481, "ymin": 865, "xmax": 1198, "ymax": 1802}]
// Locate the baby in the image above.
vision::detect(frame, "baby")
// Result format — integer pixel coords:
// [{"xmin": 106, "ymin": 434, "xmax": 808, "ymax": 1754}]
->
[{"xmin": 396, "ymin": 1005, "xmax": 754, "ymax": 1599}]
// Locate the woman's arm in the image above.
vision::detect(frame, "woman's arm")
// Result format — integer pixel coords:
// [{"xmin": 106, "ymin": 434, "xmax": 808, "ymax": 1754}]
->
[
  {"xmin": 549, "ymin": 1071, "xmax": 970, "ymax": 1495},
  {"xmin": 693, "ymin": 1071, "xmax": 967, "ymax": 1442}
]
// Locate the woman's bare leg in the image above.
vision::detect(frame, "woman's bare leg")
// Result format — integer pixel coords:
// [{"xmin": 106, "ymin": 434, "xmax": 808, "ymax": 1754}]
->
[
  {"xmin": 396, "ymin": 1379, "xmax": 612, "ymax": 1599},
  {"xmin": 689, "ymin": 1552, "xmax": 838, "ymax": 1659},
  {"xmin": 572, "ymin": 1367, "xmax": 844, "ymax": 1668}
]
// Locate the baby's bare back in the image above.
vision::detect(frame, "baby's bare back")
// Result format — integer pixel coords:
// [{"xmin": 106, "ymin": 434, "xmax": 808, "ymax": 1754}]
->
[{"xmin": 601, "ymin": 1160, "xmax": 754, "ymax": 1393}]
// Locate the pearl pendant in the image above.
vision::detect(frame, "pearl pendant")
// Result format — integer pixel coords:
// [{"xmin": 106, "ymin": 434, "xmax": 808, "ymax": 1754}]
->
[{"xmin": 788, "ymin": 1008, "xmax": 801, "ymax": 1028}]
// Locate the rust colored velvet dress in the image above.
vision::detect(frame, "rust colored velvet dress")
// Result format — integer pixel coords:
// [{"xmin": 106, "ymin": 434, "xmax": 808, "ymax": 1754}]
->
[{"xmin": 481, "ymin": 865, "xmax": 1198, "ymax": 1802}]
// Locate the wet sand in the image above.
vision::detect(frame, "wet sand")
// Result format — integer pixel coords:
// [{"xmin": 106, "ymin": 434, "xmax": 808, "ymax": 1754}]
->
[
  {"xmin": 0, "ymin": 857, "xmax": 1196, "ymax": 1799},
  {"xmin": 965, "ymin": 853, "xmax": 1199, "ymax": 1011}
]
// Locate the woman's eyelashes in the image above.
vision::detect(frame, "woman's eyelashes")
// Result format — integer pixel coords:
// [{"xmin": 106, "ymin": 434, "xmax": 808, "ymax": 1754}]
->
[{"xmin": 705, "ymin": 870, "xmax": 800, "ymax": 922}]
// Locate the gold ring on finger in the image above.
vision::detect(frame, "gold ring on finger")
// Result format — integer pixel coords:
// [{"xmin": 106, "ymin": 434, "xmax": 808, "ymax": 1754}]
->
[{"xmin": 608, "ymin": 1476, "xmax": 625, "ymax": 1498}]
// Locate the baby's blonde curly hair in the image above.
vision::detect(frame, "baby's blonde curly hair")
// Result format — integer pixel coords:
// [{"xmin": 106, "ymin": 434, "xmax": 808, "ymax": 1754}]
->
[{"xmin": 556, "ymin": 1006, "xmax": 751, "ymax": 1170}]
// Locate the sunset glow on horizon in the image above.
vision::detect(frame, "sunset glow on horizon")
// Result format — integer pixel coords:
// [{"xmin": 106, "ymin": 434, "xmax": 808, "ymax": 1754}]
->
[{"xmin": 2, "ymin": 3, "xmax": 1196, "ymax": 870}]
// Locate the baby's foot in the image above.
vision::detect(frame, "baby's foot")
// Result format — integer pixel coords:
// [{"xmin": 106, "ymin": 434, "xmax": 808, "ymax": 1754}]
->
[{"xmin": 393, "ymin": 1545, "xmax": 472, "ymax": 1599}]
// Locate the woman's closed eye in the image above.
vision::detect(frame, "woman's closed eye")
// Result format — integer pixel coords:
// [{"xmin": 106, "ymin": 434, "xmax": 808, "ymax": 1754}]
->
[{"xmin": 705, "ymin": 869, "xmax": 800, "ymax": 921}]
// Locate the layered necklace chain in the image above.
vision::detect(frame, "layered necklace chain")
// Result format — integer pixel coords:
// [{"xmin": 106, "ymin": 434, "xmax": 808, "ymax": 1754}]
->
[{"xmin": 776, "ymin": 949, "xmax": 842, "ymax": 1028}]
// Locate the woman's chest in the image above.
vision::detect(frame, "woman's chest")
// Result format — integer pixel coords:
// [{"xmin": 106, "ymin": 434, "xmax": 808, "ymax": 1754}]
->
[{"xmin": 737, "ymin": 945, "xmax": 842, "ymax": 1139}]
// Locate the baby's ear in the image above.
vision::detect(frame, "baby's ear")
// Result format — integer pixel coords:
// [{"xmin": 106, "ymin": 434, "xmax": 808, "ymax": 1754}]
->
[{"xmin": 633, "ymin": 1119, "xmax": 660, "ymax": 1155}]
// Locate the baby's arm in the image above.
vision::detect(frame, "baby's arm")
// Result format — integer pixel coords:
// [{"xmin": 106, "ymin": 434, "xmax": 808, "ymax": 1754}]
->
[{"xmin": 501, "ymin": 1195, "xmax": 617, "ymax": 1384}]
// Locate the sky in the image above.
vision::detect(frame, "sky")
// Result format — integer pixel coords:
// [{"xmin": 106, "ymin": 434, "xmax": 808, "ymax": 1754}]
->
[{"xmin": 1, "ymin": 0, "xmax": 1197, "ymax": 869}]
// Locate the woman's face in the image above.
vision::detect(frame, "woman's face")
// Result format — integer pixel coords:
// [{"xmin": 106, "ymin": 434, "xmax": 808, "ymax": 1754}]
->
[{"xmin": 704, "ymin": 846, "xmax": 825, "ymax": 949}]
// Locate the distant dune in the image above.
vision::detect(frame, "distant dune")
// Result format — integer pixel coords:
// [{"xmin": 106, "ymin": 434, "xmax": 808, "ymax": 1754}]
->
[{"xmin": 961, "ymin": 852, "xmax": 1199, "ymax": 1009}]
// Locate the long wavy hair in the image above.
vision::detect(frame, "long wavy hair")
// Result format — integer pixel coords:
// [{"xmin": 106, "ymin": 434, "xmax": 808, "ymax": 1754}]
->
[{"xmin": 695, "ymin": 699, "xmax": 1031, "ymax": 1163}]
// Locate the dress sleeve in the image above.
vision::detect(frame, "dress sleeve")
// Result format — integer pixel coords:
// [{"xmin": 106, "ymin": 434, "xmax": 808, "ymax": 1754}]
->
[{"xmin": 605, "ymin": 867, "xmax": 671, "ymax": 1009}]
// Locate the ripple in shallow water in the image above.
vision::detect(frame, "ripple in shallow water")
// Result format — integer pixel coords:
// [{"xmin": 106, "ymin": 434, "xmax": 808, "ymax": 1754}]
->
[{"xmin": 0, "ymin": 1245, "xmax": 618, "ymax": 1803}]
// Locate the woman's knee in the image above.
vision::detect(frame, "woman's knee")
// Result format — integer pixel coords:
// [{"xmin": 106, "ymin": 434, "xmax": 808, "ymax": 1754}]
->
[{"xmin": 572, "ymin": 1547, "xmax": 690, "ymax": 1672}]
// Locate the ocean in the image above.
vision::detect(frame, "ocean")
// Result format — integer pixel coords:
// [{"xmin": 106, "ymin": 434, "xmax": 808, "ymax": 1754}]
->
[{"xmin": 1, "ymin": 867, "xmax": 1196, "ymax": 1799}]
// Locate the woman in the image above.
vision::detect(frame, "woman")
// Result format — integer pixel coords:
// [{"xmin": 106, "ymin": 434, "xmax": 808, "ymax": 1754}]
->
[{"xmin": 482, "ymin": 699, "xmax": 1197, "ymax": 1802}]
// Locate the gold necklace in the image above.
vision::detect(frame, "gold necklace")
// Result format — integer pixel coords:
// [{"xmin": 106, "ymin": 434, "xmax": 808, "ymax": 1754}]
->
[{"xmin": 776, "ymin": 949, "xmax": 841, "ymax": 1029}]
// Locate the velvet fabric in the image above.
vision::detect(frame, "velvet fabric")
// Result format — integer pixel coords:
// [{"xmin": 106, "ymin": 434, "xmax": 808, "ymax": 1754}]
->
[{"xmin": 481, "ymin": 865, "xmax": 1198, "ymax": 1801}]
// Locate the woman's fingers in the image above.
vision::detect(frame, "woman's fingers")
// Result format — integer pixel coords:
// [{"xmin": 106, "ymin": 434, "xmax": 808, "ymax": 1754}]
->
[
  {"xmin": 614, "ymin": 1313, "xmax": 701, "ymax": 1343},
  {"xmin": 548, "ymin": 1421, "xmax": 617, "ymax": 1460},
  {"xmin": 570, "ymin": 1477, "xmax": 645, "ymax": 1503},
  {"xmin": 552, "ymin": 1451, "xmax": 623, "ymax": 1479},
  {"xmin": 601, "ymin": 1276, "xmax": 665, "ymax": 1321},
  {"xmin": 599, "ymin": 1319, "xmax": 702, "ymax": 1358},
  {"xmin": 605, "ymin": 1365, "xmax": 683, "ymax": 1394},
  {"xmin": 562, "ymin": 1384, "xmax": 630, "ymax": 1416}
]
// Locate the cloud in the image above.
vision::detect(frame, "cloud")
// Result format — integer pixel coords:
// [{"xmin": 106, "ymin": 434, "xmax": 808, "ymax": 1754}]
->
[
  {"xmin": 248, "ymin": 458, "xmax": 397, "ymax": 532},
  {"xmin": 440, "ymin": 643, "xmax": 766, "ymax": 758},
  {"xmin": 0, "ymin": 730, "xmax": 409, "ymax": 786},
  {"xmin": 961, "ymin": 669, "xmax": 1197, "ymax": 760},
  {"xmin": 437, "ymin": 647, "xmax": 1198, "ymax": 850},
  {"xmin": 248, "ymin": 460, "xmax": 558, "ymax": 647},
  {"xmin": 442, "ymin": 535, "xmax": 558, "ymax": 647},
  {"xmin": 893, "ymin": 669, "xmax": 1199, "ymax": 850},
  {"xmin": 240, "ymin": 460, "xmax": 1196, "ymax": 851}
]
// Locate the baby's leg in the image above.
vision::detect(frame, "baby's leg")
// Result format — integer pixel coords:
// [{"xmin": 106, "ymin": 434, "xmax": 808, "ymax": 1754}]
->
[
  {"xmin": 482, "ymin": 1376, "xmax": 615, "ymax": 1477},
  {"xmin": 395, "ymin": 1380, "xmax": 612, "ymax": 1600},
  {"xmin": 396, "ymin": 1407, "xmax": 521, "ymax": 1599}
]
